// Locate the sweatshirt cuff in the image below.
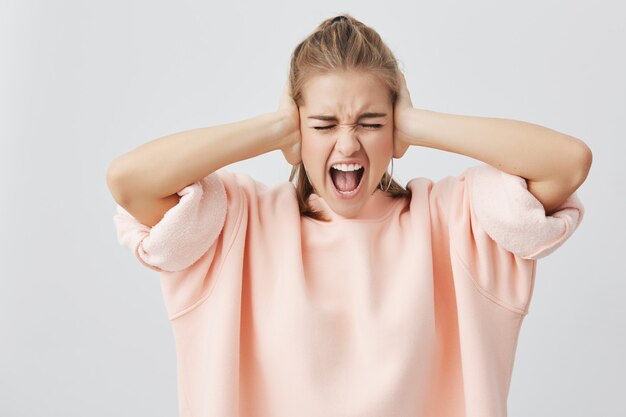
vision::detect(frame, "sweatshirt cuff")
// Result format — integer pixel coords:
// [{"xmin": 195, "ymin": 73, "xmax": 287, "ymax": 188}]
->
[
  {"xmin": 113, "ymin": 171, "xmax": 227, "ymax": 272},
  {"xmin": 466, "ymin": 163, "xmax": 585, "ymax": 260}
]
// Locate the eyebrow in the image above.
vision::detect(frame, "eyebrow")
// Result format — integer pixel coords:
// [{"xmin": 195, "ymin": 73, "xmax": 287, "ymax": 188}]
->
[{"xmin": 307, "ymin": 112, "xmax": 388, "ymax": 122}]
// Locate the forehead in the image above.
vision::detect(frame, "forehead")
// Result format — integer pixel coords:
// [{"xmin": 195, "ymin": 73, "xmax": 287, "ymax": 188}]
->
[{"xmin": 301, "ymin": 71, "xmax": 390, "ymax": 113}]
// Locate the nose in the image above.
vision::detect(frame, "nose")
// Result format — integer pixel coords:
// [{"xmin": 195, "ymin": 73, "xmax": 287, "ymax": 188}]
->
[{"xmin": 334, "ymin": 124, "xmax": 361, "ymax": 155}]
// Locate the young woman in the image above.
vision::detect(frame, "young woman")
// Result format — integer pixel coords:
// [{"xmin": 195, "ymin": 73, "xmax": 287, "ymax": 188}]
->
[{"xmin": 108, "ymin": 14, "xmax": 590, "ymax": 417}]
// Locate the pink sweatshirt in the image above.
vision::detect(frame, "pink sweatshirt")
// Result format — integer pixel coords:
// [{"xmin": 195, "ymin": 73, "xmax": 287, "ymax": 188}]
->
[{"xmin": 113, "ymin": 163, "xmax": 584, "ymax": 417}]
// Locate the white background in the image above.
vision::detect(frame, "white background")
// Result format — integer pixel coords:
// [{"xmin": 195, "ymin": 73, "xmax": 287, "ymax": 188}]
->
[{"xmin": 1, "ymin": 0, "xmax": 622, "ymax": 416}]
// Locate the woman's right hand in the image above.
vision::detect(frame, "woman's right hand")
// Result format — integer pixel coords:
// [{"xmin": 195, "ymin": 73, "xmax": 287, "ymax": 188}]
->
[{"xmin": 277, "ymin": 79, "xmax": 302, "ymax": 166}]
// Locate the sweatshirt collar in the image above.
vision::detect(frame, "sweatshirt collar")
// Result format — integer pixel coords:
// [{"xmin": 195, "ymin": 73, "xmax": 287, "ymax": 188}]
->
[{"xmin": 306, "ymin": 188, "xmax": 400, "ymax": 222}]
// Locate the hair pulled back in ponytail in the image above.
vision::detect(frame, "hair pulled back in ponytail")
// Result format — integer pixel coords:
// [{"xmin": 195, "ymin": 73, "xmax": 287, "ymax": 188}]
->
[{"xmin": 288, "ymin": 14, "xmax": 411, "ymax": 221}]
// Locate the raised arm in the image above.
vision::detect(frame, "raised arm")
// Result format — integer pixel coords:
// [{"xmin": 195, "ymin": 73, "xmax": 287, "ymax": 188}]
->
[
  {"xmin": 391, "ymin": 73, "xmax": 592, "ymax": 216},
  {"xmin": 106, "ymin": 111, "xmax": 297, "ymax": 227}
]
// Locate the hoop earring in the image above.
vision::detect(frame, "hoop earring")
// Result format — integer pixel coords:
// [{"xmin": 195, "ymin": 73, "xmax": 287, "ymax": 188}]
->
[{"xmin": 379, "ymin": 158, "xmax": 394, "ymax": 192}]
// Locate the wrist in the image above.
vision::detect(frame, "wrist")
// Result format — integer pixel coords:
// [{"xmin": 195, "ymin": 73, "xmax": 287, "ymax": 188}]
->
[
  {"xmin": 400, "ymin": 107, "xmax": 438, "ymax": 148},
  {"xmin": 247, "ymin": 112, "xmax": 289, "ymax": 152}
]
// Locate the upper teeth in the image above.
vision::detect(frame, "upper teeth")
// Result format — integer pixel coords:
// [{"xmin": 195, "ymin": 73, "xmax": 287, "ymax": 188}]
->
[{"xmin": 331, "ymin": 163, "xmax": 362, "ymax": 172}]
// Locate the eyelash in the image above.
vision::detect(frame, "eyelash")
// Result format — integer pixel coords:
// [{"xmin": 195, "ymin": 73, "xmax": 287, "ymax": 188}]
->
[{"xmin": 313, "ymin": 124, "xmax": 383, "ymax": 131}]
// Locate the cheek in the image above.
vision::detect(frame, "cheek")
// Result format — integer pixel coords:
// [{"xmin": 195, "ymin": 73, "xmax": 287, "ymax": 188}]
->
[
  {"xmin": 363, "ymin": 130, "xmax": 393, "ymax": 156},
  {"xmin": 373, "ymin": 136, "xmax": 392, "ymax": 153},
  {"xmin": 361, "ymin": 132, "xmax": 393, "ymax": 178},
  {"xmin": 301, "ymin": 135, "xmax": 331, "ymax": 174}
]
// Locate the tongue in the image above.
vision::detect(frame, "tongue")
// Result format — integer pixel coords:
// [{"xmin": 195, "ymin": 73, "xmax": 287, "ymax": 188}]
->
[{"xmin": 332, "ymin": 169, "xmax": 359, "ymax": 192}]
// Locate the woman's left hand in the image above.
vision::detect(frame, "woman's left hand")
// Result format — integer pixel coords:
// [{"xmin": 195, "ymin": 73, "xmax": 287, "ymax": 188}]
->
[{"xmin": 393, "ymin": 72, "xmax": 415, "ymax": 159}]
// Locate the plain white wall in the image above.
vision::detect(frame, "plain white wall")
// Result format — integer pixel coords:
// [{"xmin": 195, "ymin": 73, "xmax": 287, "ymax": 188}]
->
[{"xmin": 1, "ymin": 0, "xmax": 622, "ymax": 416}]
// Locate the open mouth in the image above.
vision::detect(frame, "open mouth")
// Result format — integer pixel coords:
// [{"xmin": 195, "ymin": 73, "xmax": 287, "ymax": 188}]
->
[{"xmin": 329, "ymin": 166, "xmax": 365, "ymax": 197}]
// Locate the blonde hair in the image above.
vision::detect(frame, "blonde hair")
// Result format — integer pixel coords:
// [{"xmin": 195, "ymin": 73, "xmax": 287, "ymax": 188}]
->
[{"xmin": 288, "ymin": 14, "xmax": 412, "ymax": 221}]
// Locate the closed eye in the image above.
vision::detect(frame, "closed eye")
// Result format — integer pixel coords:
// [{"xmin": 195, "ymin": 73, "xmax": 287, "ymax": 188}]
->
[{"xmin": 313, "ymin": 124, "xmax": 383, "ymax": 131}]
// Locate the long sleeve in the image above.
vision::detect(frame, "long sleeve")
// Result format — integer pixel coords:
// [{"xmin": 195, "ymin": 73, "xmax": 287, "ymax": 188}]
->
[
  {"xmin": 443, "ymin": 163, "xmax": 585, "ymax": 315},
  {"xmin": 113, "ymin": 170, "xmax": 228, "ymax": 273},
  {"xmin": 112, "ymin": 168, "xmax": 270, "ymax": 319},
  {"xmin": 464, "ymin": 163, "xmax": 585, "ymax": 260}
]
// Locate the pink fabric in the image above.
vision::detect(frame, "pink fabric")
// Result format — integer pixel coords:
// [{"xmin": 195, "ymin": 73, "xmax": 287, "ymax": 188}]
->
[
  {"xmin": 113, "ymin": 163, "xmax": 585, "ymax": 417},
  {"xmin": 467, "ymin": 164, "xmax": 584, "ymax": 260},
  {"xmin": 114, "ymin": 172, "xmax": 228, "ymax": 272}
]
